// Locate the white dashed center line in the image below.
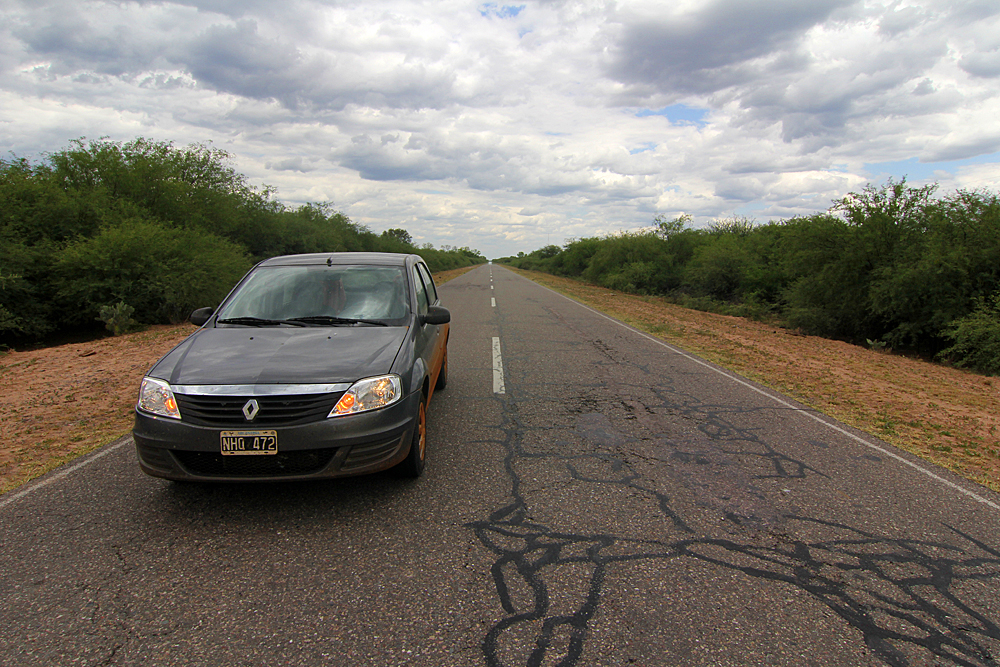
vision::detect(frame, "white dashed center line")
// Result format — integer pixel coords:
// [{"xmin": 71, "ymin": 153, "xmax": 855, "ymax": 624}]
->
[{"xmin": 492, "ymin": 337, "xmax": 505, "ymax": 394}]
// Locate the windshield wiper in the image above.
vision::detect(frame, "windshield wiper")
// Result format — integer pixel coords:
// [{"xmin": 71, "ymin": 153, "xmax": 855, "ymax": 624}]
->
[
  {"xmin": 285, "ymin": 316, "xmax": 389, "ymax": 327},
  {"xmin": 216, "ymin": 317, "xmax": 306, "ymax": 327}
]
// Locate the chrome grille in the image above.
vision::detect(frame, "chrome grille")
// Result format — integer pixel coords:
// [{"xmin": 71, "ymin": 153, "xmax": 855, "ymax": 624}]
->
[{"xmin": 175, "ymin": 392, "xmax": 344, "ymax": 427}]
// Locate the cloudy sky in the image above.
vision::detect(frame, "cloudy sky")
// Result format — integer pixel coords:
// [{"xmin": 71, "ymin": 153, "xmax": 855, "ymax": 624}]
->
[{"xmin": 2, "ymin": 0, "xmax": 999, "ymax": 257}]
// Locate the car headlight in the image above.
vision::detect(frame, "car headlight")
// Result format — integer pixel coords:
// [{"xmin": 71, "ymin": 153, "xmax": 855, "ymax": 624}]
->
[
  {"xmin": 137, "ymin": 377, "xmax": 181, "ymax": 419},
  {"xmin": 329, "ymin": 375, "xmax": 402, "ymax": 417}
]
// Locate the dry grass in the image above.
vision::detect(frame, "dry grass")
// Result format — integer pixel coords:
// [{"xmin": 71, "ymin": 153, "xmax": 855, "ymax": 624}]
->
[
  {"xmin": 0, "ymin": 324, "xmax": 197, "ymax": 494},
  {"xmin": 509, "ymin": 267, "xmax": 1000, "ymax": 493},
  {"xmin": 431, "ymin": 265, "xmax": 480, "ymax": 285}
]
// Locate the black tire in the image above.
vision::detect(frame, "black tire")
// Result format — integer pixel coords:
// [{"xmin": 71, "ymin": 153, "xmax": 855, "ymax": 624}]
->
[
  {"xmin": 395, "ymin": 394, "xmax": 427, "ymax": 478},
  {"xmin": 435, "ymin": 346, "xmax": 448, "ymax": 391}
]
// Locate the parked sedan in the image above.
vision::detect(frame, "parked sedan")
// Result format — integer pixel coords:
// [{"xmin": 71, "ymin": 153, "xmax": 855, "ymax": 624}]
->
[{"xmin": 132, "ymin": 252, "xmax": 450, "ymax": 481}]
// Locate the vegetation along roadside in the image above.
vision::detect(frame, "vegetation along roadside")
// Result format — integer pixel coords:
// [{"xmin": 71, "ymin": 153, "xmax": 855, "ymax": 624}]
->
[
  {"xmin": 499, "ymin": 181, "xmax": 1000, "ymax": 377},
  {"xmin": 0, "ymin": 137, "xmax": 487, "ymax": 350}
]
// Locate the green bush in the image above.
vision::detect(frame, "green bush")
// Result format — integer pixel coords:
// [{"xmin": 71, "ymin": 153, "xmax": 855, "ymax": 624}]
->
[
  {"xmin": 55, "ymin": 219, "xmax": 253, "ymax": 325},
  {"xmin": 682, "ymin": 236, "xmax": 748, "ymax": 301},
  {"xmin": 582, "ymin": 231, "xmax": 680, "ymax": 294},
  {"xmin": 97, "ymin": 301, "xmax": 138, "ymax": 335},
  {"xmin": 0, "ymin": 242, "xmax": 58, "ymax": 340},
  {"xmin": 940, "ymin": 292, "xmax": 1000, "ymax": 375},
  {"xmin": 868, "ymin": 190, "xmax": 1000, "ymax": 351},
  {"xmin": 557, "ymin": 238, "xmax": 602, "ymax": 276},
  {"xmin": 47, "ymin": 137, "xmax": 282, "ymax": 255}
]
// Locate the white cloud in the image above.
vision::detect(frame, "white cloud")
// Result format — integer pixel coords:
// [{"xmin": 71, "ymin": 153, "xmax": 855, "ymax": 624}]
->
[{"xmin": 0, "ymin": 0, "xmax": 998, "ymax": 258}]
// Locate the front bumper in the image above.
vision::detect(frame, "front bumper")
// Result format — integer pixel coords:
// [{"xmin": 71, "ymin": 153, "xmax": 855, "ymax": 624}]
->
[{"xmin": 132, "ymin": 390, "xmax": 421, "ymax": 482}]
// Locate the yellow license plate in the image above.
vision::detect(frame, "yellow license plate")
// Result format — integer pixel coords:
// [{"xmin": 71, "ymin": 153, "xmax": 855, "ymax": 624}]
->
[{"xmin": 220, "ymin": 430, "xmax": 278, "ymax": 455}]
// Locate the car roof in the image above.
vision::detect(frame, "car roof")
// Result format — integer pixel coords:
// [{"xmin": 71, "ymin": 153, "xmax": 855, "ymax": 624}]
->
[{"xmin": 256, "ymin": 252, "xmax": 415, "ymax": 268}]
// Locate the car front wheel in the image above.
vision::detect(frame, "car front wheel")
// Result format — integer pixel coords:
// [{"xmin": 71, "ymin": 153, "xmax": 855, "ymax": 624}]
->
[
  {"xmin": 435, "ymin": 346, "xmax": 448, "ymax": 391},
  {"xmin": 395, "ymin": 393, "xmax": 427, "ymax": 478}
]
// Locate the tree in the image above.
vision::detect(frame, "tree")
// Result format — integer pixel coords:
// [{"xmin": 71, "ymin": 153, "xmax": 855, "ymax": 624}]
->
[
  {"xmin": 832, "ymin": 178, "xmax": 936, "ymax": 266},
  {"xmin": 537, "ymin": 245, "xmax": 561, "ymax": 259},
  {"xmin": 382, "ymin": 228, "xmax": 413, "ymax": 245},
  {"xmin": 654, "ymin": 213, "xmax": 691, "ymax": 239},
  {"xmin": 708, "ymin": 215, "xmax": 756, "ymax": 237}
]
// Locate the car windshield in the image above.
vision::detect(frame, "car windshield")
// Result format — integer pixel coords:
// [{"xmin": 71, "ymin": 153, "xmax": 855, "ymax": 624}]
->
[{"xmin": 216, "ymin": 264, "xmax": 409, "ymax": 324}]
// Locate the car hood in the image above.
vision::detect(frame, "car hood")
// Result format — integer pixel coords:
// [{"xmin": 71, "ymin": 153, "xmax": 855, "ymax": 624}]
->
[{"xmin": 149, "ymin": 326, "xmax": 409, "ymax": 386}]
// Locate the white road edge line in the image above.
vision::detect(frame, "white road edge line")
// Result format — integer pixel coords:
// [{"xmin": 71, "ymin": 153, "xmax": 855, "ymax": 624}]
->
[
  {"xmin": 0, "ymin": 437, "xmax": 131, "ymax": 511},
  {"xmin": 492, "ymin": 336, "xmax": 506, "ymax": 394},
  {"xmin": 539, "ymin": 280, "xmax": 1000, "ymax": 512}
]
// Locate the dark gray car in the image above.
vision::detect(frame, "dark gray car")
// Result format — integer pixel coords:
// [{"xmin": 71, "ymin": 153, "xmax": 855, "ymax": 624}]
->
[{"xmin": 132, "ymin": 252, "xmax": 450, "ymax": 481}]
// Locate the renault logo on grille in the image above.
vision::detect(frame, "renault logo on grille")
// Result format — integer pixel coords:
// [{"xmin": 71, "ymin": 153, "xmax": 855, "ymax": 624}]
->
[{"xmin": 242, "ymin": 399, "xmax": 260, "ymax": 421}]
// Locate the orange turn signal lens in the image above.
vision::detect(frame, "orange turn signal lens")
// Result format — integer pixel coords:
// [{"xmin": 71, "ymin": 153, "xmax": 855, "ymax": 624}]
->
[
  {"xmin": 333, "ymin": 393, "xmax": 356, "ymax": 414},
  {"xmin": 137, "ymin": 377, "xmax": 182, "ymax": 420}
]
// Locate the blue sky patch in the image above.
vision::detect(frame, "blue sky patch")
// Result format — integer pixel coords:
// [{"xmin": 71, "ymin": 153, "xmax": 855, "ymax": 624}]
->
[
  {"xmin": 864, "ymin": 152, "xmax": 1000, "ymax": 183},
  {"xmin": 636, "ymin": 105, "xmax": 709, "ymax": 126},
  {"xmin": 729, "ymin": 202, "xmax": 768, "ymax": 220},
  {"xmin": 479, "ymin": 3, "xmax": 525, "ymax": 19},
  {"xmin": 630, "ymin": 142, "xmax": 657, "ymax": 155}
]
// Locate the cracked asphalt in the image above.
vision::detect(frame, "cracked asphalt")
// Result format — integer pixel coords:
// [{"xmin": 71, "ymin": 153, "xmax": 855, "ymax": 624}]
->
[{"xmin": 2, "ymin": 264, "xmax": 1000, "ymax": 666}]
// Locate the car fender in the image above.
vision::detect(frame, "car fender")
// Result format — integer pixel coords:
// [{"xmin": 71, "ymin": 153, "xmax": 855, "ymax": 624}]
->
[
  {"xmin": 410, "ymin": 356, "xmax": 429, "ymax": 398},
  {"xmin": 393, "ymin": 320, "xmax": 428, "ymax": 400}
]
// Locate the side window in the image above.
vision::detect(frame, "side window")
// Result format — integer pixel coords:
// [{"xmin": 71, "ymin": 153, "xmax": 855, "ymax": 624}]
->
[
  {"xmin": 412, "ymin": 265, "xmax": 429, "ymax": 315},
  {"xmin": 416, "ymin": 263, "xmax": 438, "ymax": 304}
]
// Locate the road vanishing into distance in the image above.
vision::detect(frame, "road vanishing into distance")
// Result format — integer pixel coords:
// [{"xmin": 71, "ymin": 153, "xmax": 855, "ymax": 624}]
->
[{"xmin": 3, "ymin": 264, "xmax": 1000, "ymax": 666}]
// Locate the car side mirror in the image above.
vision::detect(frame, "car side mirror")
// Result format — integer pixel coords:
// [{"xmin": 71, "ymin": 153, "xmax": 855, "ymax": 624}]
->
[
  {"xmin": 420, "ymin": 305, "xmax": 450, "ymax": 326},
  {"xmin": 190, "ymin": 307, "xmax": 214, "ymax": 326}
]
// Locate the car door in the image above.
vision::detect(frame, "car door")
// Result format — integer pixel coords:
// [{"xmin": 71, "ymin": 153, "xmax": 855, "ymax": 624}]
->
[{"xmin": 412, "ymin": 261, "xmax": 447, "ymax": 402}]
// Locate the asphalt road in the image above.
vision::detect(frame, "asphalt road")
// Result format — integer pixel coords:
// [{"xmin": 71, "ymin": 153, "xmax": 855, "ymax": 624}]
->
[{"xmin": 3, "ymin": 264, "xmax": 1000, "ymax": 666}]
